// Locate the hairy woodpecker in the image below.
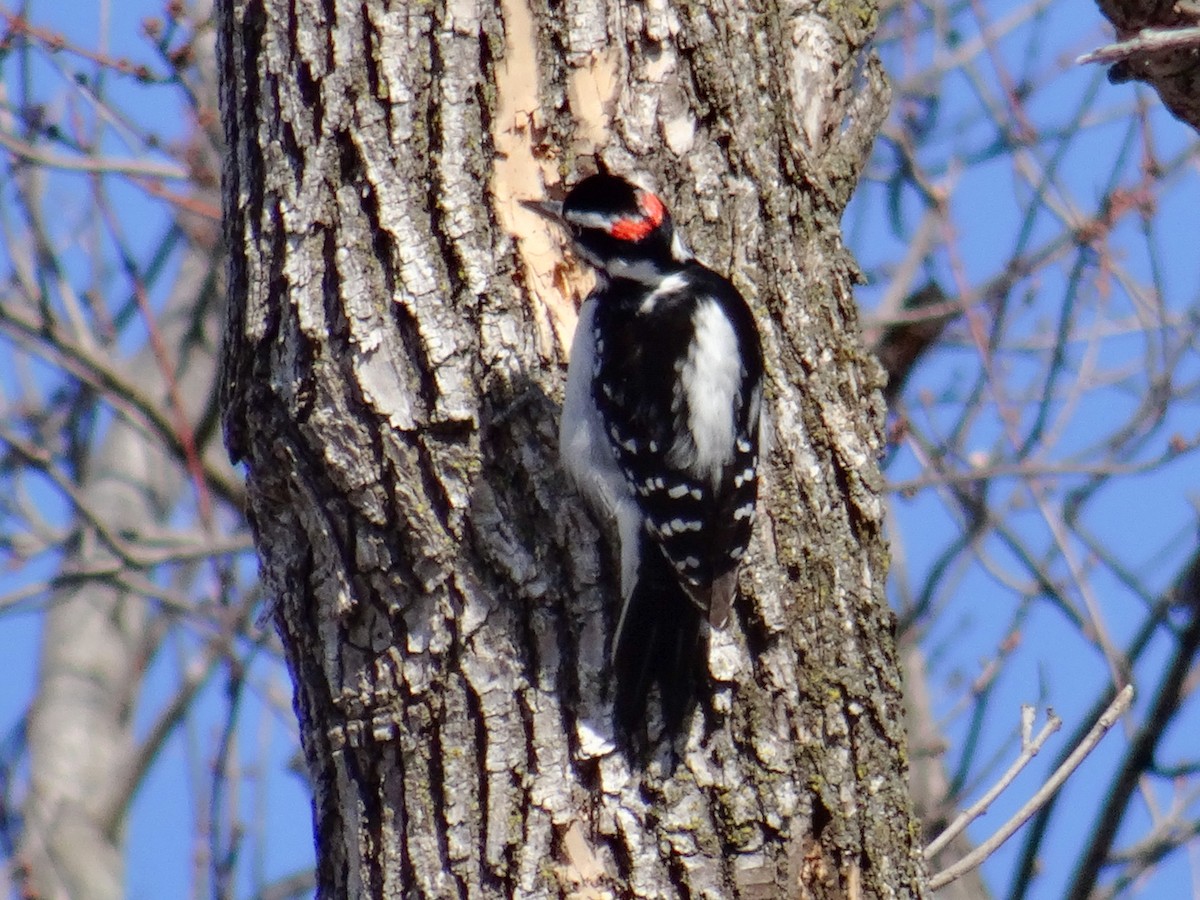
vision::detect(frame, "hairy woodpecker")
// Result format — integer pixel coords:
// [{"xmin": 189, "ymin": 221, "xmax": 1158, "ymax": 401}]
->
[{"xmin": 524, "ymin": 173, "xmax": 764, "ymax": 734}]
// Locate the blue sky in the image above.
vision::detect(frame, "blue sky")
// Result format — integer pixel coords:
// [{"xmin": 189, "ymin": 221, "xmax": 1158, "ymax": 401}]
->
[
  {"xmin": 850, "ymin": 0, "xmax": 1200, "ymax": 895},
  {"xmin": 0, "ymin": 1, "xmax": 314, "ymax": 896},
  {"xmin": 2, "ymin": 0, "xmax": 1198, "ymax": 897}
]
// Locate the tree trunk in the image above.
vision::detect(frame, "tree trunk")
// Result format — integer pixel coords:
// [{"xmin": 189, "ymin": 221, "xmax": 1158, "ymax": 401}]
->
[{"xmin": 217, "ymin": 0, "xmax": 922, "ymax": 896}]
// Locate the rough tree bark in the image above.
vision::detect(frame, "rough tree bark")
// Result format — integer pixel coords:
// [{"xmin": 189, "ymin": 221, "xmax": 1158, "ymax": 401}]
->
[
  {"xmin": 218, "ymin": 0, "xmax": 922, "ymax": 896},
  {"xmin": 1091, "ymin": 0, "xmax": 1200, "ymax": 133}
]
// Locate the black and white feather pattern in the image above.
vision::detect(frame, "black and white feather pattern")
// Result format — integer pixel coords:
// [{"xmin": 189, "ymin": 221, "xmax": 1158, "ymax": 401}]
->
[
  {"xmin": 544, "ymin": 173, "xmax": 764, "ymax": 734},
  {"xmin": 591, "ymin": 263, "xmax": 763, "ymax": 629}
]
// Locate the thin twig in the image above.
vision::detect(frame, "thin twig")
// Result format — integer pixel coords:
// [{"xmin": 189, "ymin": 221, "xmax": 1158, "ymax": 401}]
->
[
  {"xmin": 925, "ymin": 705, "xmax": 1062, "ymax": 859},
  {"xmin": 929, "ymin": 684, "xmax": 1135, "ymax": 891},
  {"xmin": 0, "ymin": 298, "xmax": 244, "ymax": 505},
  {"xmin": 0, "ymin": 423, "xmax": 249, "ymax": 570},
  {"xmin": 1077, "ymin": 26, "xmax": 1200, "ymax": 66},
  {"xmin": 0, "ymin": 129, "xmax": 189, "ymax": 180}
]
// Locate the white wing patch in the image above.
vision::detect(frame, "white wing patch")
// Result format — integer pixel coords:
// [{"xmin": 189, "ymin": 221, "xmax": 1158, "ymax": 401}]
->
[{"xmin": 670, "ymin": 299, "xmax": 743, "ymax": 484}]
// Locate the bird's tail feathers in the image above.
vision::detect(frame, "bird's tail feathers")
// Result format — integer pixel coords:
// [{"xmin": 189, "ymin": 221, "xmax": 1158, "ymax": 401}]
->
[{"xmin": 611, "ymin": 534, "xmax": 706, "ymax": 738}]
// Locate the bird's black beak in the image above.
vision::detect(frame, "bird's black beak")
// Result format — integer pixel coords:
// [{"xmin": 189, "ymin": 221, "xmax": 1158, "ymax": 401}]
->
[{"xmin": 520, "ymin": 198, "xmax": 566, "ymax": 226}]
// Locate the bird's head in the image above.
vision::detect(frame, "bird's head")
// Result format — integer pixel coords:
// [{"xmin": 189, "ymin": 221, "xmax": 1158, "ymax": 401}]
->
[{"xmin": 522, "ymin": 173, "xmax": 691, "ymax": 282}]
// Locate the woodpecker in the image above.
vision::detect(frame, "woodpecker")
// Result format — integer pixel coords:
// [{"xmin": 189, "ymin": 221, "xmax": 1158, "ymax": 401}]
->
[{"xmin": 524, "ymin": 173, "xmax": 764, "ymax": 735}]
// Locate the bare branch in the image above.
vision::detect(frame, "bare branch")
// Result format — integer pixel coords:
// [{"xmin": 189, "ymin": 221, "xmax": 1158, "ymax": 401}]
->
[
  {"xmin": 1078, "ymin": 26, "xmax": 1200, "ymax": 66},
  {"xmin": 925, "ymin": 705, "xmax": 1062, "ymax": 860},
  {"xmin": 929, "ymin": 685, "xmax": 1135, "ymax": 891},
  {"xmin": 0, "ymin": 129, "xmax": 190, "ymax": 180}
]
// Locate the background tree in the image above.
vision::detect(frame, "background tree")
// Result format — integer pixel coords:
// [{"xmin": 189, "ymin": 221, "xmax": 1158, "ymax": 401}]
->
[
  {"xmin": 1, "ymin": 0, "xmax": 1198, "ymax": 898},
  {"xmin": 0, "ymin": 3, "xmax": 271, "ymax": 898}
]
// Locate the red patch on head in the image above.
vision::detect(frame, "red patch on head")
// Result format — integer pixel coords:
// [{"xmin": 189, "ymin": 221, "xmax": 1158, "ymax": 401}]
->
[
  {"xmin": 608, "ymin": 190, "xmax": 666, "ymax": 241},
  {"xmin": 639, "ymin": 191, "xmax": 666, "ymax": 226}
]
